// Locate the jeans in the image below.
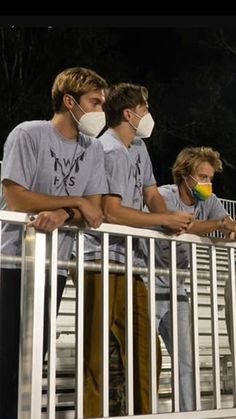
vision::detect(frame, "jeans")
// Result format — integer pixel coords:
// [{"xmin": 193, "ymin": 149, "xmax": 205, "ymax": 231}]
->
[
  {"xmin": 158, "ymin": 296, "xmax": 194, "ymax": 411},
  {"xmin": 225, "ymin": 279, "xmax": 233, "ymax": 350}
]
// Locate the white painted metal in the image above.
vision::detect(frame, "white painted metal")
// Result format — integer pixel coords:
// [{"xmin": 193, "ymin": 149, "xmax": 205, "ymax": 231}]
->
[
  {"xmin": 18, "ymin": 227, "xmax": 46, "ymax": 419},
  {"xmin": 228, "ymin": 247, "xmax": 236, "ymax": 406},
  {"xmin": 125, "ymin": 235, "xmax": 134, "ymax": 415},
  {"xmin": 170, "ymin": 240, "xmax": 180, "ymax": 412},
  {"xmin": 102, "ymin": 233, "xmax": 109, "ymax": 417},
  {"xmin": 47, "ymin": 229, "xmax": 58, "ymax": 419},
  {"xmin": 148, "ymin": 238, "xmax": 158, "ymax": 413},
  {"xmin": 210, "ymin": 246, "xmax": 221, "ymax": 408},
  {"xmin": 75, "ymin": 231, "xmax": 84, "ymax": 418},
  {"xmin": 190, "ymin": 243, "xmax": 201, "ymax": 410},
  {"xmin": 1, "ymin": 209, "xmax": 236, "ymax": 418}
]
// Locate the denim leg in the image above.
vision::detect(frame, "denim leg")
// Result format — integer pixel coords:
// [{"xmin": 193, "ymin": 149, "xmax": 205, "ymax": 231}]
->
[
  {"xmin": 158, "ymin": 299, "xmax": 194, "ymax": 411},
  {"xmin": 224, "ymin": 279, "xmax": 232, "ymax": 350}
]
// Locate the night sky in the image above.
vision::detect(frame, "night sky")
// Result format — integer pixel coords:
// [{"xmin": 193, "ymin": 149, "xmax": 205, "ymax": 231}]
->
[{"xmin": 0, "ymin": 19, "xmax": 236, "ymax": 197}]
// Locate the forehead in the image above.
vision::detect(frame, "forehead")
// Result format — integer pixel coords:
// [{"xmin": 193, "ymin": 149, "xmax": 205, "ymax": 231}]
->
[
  {"xmin": 81, "ymin": 89, "xmax": 105, "ymax": 103},
  {"xmin": 193, "ymin": 161, "xmax": 214, "ymax": 176}
]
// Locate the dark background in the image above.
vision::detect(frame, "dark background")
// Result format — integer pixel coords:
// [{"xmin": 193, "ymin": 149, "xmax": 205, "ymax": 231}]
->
[{"xmin": 0, "ymin": 23, "xmax": 236, "ymax": 199}]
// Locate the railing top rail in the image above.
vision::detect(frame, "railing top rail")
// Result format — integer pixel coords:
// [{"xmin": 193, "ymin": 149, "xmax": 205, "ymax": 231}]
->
[
  {"xmin": 1, "ymin": 209, "xmax": 236, "ymax": 249},
  {"xmin": 220, "ymin": 197, "xmax": 236, "ymax": 204}
]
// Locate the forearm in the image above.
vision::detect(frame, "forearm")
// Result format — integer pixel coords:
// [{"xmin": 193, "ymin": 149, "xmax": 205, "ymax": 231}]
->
[
  {"xmin": 105, "ymin": 205, "xmax": 170, "ymax": 228},
  {"xmin": 144, "ymin": 185, "xmax": 167, "ymax": 213},
  {"xmin": 147, "ymin": 195, "xmax": 167, "ymax": 213},
  {"xmin": 188, "ymin": 219, "xmax": 227, "ymax": 235},
  {"xmin": 3, "ymin": 183, "xmax": 85, "ymax": 213}
]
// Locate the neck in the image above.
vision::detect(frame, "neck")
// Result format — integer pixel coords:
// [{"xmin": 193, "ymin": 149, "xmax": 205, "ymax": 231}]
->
[
  {"xmin": 111, "ymin": 125, "xmax": 134, "ymax": 148},
  {"xmin": 179, "ymin": 183, "xmax": 195, "ymax": 206},
  {"xmin": 51, "ymin": 113, "xmax": 78, "ymax": 140}
]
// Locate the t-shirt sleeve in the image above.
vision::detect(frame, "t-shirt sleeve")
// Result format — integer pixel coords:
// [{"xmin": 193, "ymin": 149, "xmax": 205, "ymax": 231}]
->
[
  {"xmin": 83, "ymin": 140, "xmax": 108, "ymax": 195},
  {"xmin": 104, "ymin": 149, "xmax": 127, "ymax": 199},
  {"xmin": 1, "ymin": 127, "xmax": 37, "ymax": 189},
  {"xmin": 207, "ymin": 194, "xmax": 229, "ymax": 219},
  {"xmin": 142, "ymin": 142, "xmax": 156, "ymax": 187}
]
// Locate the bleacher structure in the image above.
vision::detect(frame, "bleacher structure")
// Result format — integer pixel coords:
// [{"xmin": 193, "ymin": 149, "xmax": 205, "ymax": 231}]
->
[
  {"xmin": 41, "ymin": 198, "xmax": 236, "ymax": 417},
  {"xmin": 39, "ymin": 243, "xmax": 235, "ymax": 418}
]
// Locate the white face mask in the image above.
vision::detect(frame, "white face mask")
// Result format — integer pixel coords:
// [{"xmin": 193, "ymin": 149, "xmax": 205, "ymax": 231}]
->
[
  {"xmin": 68, "ymin": 95, "xmax": 106, "ymax": 137},
  {"xmin": 129, "ymin": 110, "xmax": 155, "ymax": 138}
]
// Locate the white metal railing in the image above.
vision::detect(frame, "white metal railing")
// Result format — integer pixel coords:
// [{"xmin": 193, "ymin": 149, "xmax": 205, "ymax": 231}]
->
[
  {"xmin": 1, "ymin": 210, "xmax": 236, "ymax": 419},
  {"xmin": 210, "ymin": 198, "xmax": 236, "ymax": 238}
]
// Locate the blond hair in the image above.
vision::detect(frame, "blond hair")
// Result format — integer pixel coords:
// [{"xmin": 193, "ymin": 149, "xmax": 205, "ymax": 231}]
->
[
  {"xmin": 172, "ymin": 146, "xmax": 223, "ymax": 185},
  {"xmin": 51, "ymin": 67, "xmax": 107, "ymax": 112}
]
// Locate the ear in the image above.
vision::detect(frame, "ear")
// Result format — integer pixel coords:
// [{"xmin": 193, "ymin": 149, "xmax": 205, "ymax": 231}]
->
[
  {"xmin": 63, "ymin": 94, "xmax": 75, "ymax": 110},
  {"xmin": 123, "ymin": 108, "xmax": 132, "ymax": 121}
]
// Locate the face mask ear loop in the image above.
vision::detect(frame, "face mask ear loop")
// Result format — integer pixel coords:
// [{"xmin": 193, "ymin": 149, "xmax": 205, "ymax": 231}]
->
[
  {"xmin": 69, "ymin": 109, "xmax": 80, "ymax": 131},
  {"xmin": 129, "ymin": 109, "xmax": 142, "ymax": 119},
  {"xmin": 67, "ymin": 94, "xmax": 85, "ymax": 114}
]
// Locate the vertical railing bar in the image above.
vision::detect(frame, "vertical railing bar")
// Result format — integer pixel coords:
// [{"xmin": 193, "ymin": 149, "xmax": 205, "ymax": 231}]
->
[
  {"xmin": 0, "ymin": 220, "xmax": 2, "ymax": 268},
  {"xmin": 228, "ymin": 247, "xmax": 236, "ymax": 405},
  {"xmin": 75, "ymin": 231, "xmax": 84, "ymax": 418},
  {"xmin": 102, "ymin": 232, "xmax": 109, "ymax": 417},
  {"xmin": 210, "ymin": 246, "xmax": 221, "ymax": 409},
  {"xmin": 125, "ymin": 235, "xmax": 134, "ymax": 415},
  {"xmin": 170, "ymin": 240, "xmax": 180, "ymax": 412},
  {"xmin": 18, "ymin": 228, "xmax": 46, "ymax": 419},
  {"xmin": 17, "ymin": 226, "xmax": 26, "ymax": 418},
  {"xmin": 31, "ymin": 230, "xmax": 46, "ymax": 419},
  {"xmin": 148, "ymin": 238, "xmax": 157, "ymax": 413},
  {"xmin": 190, "ymin": 243, "xmax": 201, "ymax": 410},
  {"xmin": 47, "ymin": 229, "xmax": 58, "ymax": 419}
]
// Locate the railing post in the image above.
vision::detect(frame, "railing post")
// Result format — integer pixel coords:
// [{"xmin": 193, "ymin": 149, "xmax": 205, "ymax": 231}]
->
[
  {"xmin": 148, "ymin": 237, "xmax": 158, "ymax": 413},
  {"xmin": 18, "ymin": 227, "xmax": 46, "ymax": 419},
  {"xmin": 125, "ymin": 235, "xmax": 134, "ymax": 415}
]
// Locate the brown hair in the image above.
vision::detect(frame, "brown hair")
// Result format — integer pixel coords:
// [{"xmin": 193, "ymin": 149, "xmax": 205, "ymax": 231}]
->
[
  {"xmin": 172, "ymin": 146, "xmax": 223, "ymax": 185},
  {"xmin": 103, "ymin": 82, "xmax": 148, "ymax": 127},
  {"xmin": 51, "ymin": 67, "xmax": 107, "ymax": 112}
]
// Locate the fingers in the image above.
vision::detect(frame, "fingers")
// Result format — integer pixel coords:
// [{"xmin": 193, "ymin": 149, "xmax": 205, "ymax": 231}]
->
[
  {"xmin": 84, "ymin": 212, "xmax": 105, "ymax": 229},
  {"xmin": 229, "ymin": 231, "xmax": 236, "ymax": 240},
  {"xmin": 27, "ymin": 211, "xmax": 64, "ymax": 232}
]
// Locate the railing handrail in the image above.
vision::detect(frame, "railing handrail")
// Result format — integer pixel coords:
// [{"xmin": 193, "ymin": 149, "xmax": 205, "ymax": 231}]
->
[{"xmin": 1, "ymin": 209, "xmax": 236, "ymax": 249}]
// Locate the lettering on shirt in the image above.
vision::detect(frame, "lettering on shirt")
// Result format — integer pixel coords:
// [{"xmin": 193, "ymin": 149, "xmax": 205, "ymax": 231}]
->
[{"xmin": 50, "ymin": 148, "xmax": 85, "ymax": 195}]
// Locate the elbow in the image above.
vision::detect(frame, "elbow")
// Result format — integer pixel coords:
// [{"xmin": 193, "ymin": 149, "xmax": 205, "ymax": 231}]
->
[
  {"xmin": 6, "ymin": 202, "xmax": 25, "ymax": 212},
  {"xmin": 4, "ymin": 196, "xmax": 30, "ymax": 212},
  {"xmin": 103, "ymin": 207, "xmax": 117, "ymax": 224},
  {"xmin": 104, "ymin": 209, "xmax": 114, "ymax": 224},
  {"xmin": 3, "ymin": 198, "xmax": 19, "ymax": 211}
]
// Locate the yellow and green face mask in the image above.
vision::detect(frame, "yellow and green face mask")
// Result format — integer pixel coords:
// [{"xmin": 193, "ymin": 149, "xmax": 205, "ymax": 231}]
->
[{"xmin": 191, "ymin": 181, "xmax": 212, "ymax": 201}]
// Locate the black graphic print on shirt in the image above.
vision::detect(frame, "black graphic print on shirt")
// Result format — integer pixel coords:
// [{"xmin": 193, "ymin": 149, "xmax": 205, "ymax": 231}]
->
[
  {"xmin": 50, "ymin": 147, "xmax": 85, "ymax": 195},
  {"xmin": 128, "ymin": 153, "xmax": 143, "ymax": 209}
]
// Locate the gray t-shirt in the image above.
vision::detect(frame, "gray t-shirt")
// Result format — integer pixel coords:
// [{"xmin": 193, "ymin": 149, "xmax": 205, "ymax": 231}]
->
[
  {"xmin": 84, "ymin": 128, "xmax": 156, "ymax": 263},
  {"xmin": 1, "ymin": 120, "xmax": 108, "ymax": 273},
  {"xmin": 138, "ymin": 184, "xmax": 228, "ymax": 293}
]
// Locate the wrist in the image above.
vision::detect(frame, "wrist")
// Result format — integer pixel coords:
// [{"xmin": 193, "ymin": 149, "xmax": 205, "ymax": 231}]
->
[
  {"xmin": 62, "ymin": 207, "xmax": 75, "ymax": 224},
  {"xmin": 158, "ymin": 214, "xmax": 167, "ymax": 227},
  {"xmin": 218, "ymin": 217, "xmax": 227, "ymax": 230},
  {"xmin": 76, "ymin": 197, "xmax": 84, "ymax": 211}
]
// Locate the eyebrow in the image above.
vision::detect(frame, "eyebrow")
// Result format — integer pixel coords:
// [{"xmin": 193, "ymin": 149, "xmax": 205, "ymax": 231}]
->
[
  {"xmin": 90, "ymin": 98, "xmax": 104, "ymax": 104},
  {"xmin": 198, "ymin": 174, "xmax": 213, "ymax": 180}
]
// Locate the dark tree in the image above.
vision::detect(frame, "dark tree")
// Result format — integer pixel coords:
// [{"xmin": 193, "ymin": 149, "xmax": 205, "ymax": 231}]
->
[{"xmin": 0, "ymin": 27, "xmax": 236, "ymax": 198}]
